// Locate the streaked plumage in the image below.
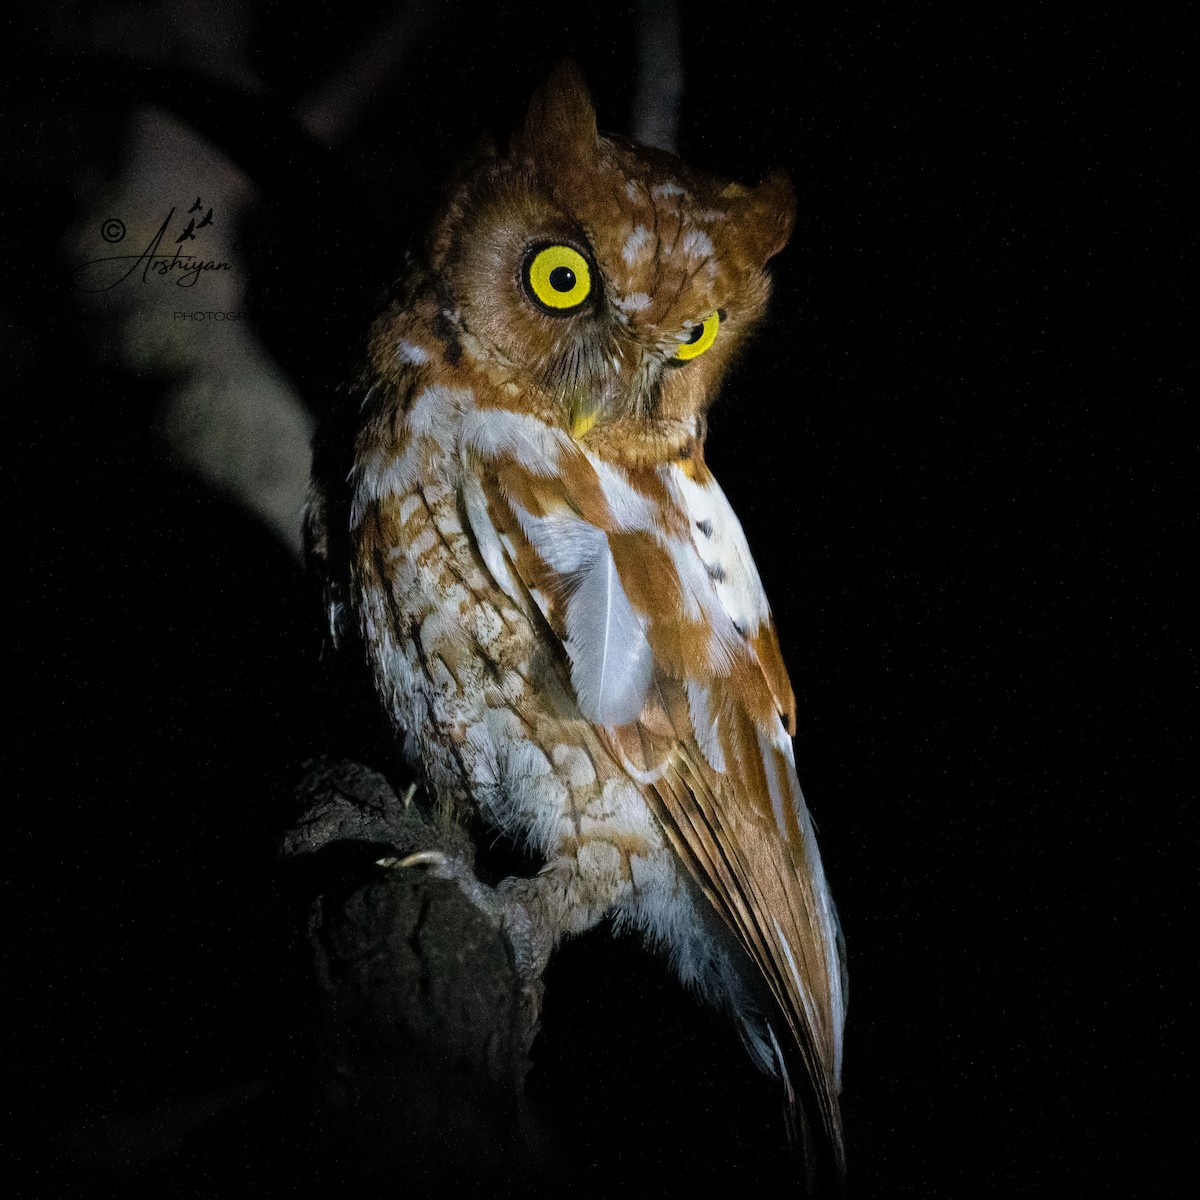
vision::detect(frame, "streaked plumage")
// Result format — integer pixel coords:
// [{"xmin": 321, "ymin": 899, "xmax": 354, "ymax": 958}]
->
[{"xmin": 310, "ymin": 62, "xmax": 846, "ymax": 1186}]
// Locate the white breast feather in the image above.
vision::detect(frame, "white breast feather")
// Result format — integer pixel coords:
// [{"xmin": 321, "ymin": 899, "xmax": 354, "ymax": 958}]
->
[{"xmin": 459, "ymin": 406, "xmax": 568, "ymax": 475}]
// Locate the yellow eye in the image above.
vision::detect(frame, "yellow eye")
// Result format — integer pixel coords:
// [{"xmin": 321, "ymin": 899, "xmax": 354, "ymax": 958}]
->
[
  {"xmin": 673, "ymin": 311, "xmax": 721, "ymax": 361},
  {"xmin": 524, "ymin": 243, "xmax": 592, "ymax": 313}
]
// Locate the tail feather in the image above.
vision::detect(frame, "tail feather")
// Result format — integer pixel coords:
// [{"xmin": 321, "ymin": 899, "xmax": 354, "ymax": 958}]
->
[{"xmin": 768, "ymin": 1019, "xmax": 847, "ymax": 1195}]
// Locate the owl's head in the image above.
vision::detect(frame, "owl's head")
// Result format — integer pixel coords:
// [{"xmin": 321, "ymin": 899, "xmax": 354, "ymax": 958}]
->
[{"xmin": 418, "ymin": 63, "xmax": 795, "ymax": 459}]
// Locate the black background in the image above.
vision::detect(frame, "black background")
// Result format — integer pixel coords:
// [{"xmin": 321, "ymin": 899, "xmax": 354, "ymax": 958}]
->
[{"xmin": 3, "ymin": 2, "xmax": 1190, "ymax": 1196}]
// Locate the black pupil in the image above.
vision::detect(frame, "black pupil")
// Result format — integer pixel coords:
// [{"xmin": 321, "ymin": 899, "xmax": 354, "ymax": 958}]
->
[
  {"xmin": 549, "ymin": 265, "xmax": 576, "ymax": 292},
  {"xmin": 686, "ymin": 323, "xmax": 705, "ymax": 344}
]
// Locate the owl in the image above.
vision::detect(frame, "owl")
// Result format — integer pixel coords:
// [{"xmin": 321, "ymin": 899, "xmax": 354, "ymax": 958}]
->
[{"xmin": 307, "ymin": 63, "xmax": 846, "ymax": 1187}]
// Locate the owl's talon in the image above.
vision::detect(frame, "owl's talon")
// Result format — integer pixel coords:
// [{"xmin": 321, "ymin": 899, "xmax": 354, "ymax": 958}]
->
[{"xmin": 394, "ymin": 849, "xmax": 450, "ymax": 869}]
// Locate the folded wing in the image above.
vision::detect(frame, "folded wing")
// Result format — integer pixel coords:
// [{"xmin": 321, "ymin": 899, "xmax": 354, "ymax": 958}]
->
[{"xmin": 462, "ymin": 424, "xmax": 846, "ymax": 1176}]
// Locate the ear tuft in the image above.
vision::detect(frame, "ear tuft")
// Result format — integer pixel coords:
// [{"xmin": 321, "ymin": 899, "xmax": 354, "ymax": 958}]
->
[
  {"xmin": 513, "ymin": 59, "xmax": 598, "ymax": 160},
  {"xmin": 748, "ymin": 169, "xmax": 797, "ymax": 262}
]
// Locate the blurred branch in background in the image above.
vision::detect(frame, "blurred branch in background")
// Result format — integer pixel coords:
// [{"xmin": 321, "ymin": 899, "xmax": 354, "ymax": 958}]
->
[
  {"xmin": 296, "ymin": 1, "xmax": 449, "ymax": 146},
  {"xmin": 66, "ymin": 101, "xmax": 315, "ymax": 555},
  {"xmin": 60, "ymin": 0, "xmax": 307, "ymax": 555},
  {"xmin": 54, "ymin": 2, "xmax": 445, "ymax": 557},
  {"xmin": 631, "ymin": 0, "xmax": 683, "ymax": 153}
]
